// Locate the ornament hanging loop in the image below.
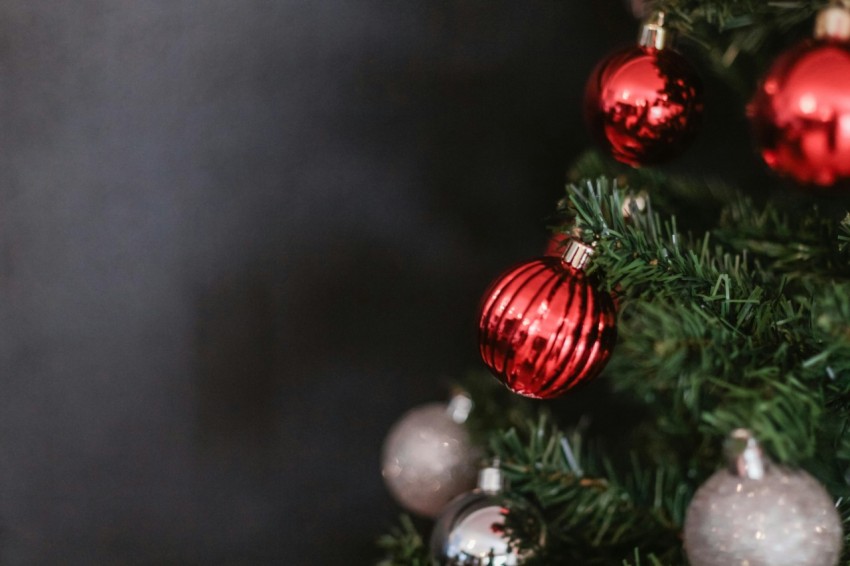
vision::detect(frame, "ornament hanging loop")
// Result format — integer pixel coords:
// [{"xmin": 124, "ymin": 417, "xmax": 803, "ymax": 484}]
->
[
  {"xmin": 639, "ymin": 12, "xmax": 672, "ymax": 50},
  {"xmin": 816, "ymin": 1, "xmax": 850, "ymax": 41}
]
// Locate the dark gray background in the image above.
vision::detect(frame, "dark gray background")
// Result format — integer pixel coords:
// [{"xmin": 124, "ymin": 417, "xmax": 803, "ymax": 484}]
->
[{"xmin": 0, "ymin": 2, "xmax": 754, "ymax": 564}]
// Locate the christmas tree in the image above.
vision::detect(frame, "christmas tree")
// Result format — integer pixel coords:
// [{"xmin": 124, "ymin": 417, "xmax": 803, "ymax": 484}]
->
[{"xmin": 378, "ymin": 1, "xmax": 850, "ymax": 564}]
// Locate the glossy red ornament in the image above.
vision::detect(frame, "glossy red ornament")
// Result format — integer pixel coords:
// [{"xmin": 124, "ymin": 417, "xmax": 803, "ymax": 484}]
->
[
  {"xmin": 749, "ymin": 24, "xmax": 850, "ymax": 186},
  {"xmin": 585, "ymin": 35, "xmax": 703, "ymax": 166},
  {"xmin": 477, "ymin": 246, "xmax": 617, "ymax": 399}
]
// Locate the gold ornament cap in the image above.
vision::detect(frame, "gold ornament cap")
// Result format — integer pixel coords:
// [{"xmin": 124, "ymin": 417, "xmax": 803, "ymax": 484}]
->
[
  {"xmin": 638, "ymin": 12, "xmax": 673, "ymax": 50},
  {"xmin": 815, "ymin": 2, "xmax": 850, "ymax": 41}
]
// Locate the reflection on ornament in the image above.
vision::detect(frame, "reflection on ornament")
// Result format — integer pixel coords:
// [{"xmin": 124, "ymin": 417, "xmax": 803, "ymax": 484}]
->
[
  {"xmin": 584, "ymin": 13, "xmax": 703, "ymax": 166},
  {"xmin": 430, "ymin": 465, "xmax": 541, "ymax": 566},
  {"xmin": 381, "ymin": 394, "xmax": 481, "ymax": 518},
  {"xmin": 478, "ymin": 239, "xmax": 617, "ymax": 399},
  {"xmin": 684, "ymin": 429, "xmax": 843, "ymax": 566},
  {"xmin": 749, "ymin": 6, "xmax": 850, "ymax": 187}
]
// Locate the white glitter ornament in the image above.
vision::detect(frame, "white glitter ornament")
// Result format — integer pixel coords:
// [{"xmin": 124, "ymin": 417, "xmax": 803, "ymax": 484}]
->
[
  {"xmin": 381, "ymin": 394, "xmax": 481, "ymax": 517},
  {"xmin": 684, "ymin": 429, "xmax": 844, "ymax": 566}
]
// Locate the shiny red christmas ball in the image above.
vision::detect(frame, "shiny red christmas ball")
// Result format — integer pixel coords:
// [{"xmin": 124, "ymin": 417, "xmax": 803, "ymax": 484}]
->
[
  {"xmin": 544, "ymin": 232, "xmax": 569, "ymax": 257},
  {"xmin": 477, "ymin": 257, "xmax": 617, "ymax": 399},
  {"xmin": 749, "ymin": 39, "xmax": 850, "ymax": 187},
  {"xmin": 584, "ymin": 45, "xmax": 703, "ymax": 166}
]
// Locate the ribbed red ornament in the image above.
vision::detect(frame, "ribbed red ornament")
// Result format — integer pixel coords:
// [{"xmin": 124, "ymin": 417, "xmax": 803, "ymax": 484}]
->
[{"xmin": 477, "ymin": 256, "xmax": 617, "ymax": 399}]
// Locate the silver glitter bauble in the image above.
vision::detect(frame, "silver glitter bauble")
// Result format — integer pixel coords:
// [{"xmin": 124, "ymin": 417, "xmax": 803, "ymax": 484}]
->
[
  {"xmin": 430, "ymin": 465, "xmax": 538, "ymax": 566},
  {"xmin": 381, "ymin": 395, "xmax": 481, "ymax": 517},
  {"xmin": 684, "ymin": 429, "xmax": 844, "ymax": 566}
]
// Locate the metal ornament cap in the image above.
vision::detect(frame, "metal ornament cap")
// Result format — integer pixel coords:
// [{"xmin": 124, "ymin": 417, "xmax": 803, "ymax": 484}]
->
[
  {"xmin": 561, "ymin": 238, "xmax": 594, "ymax": 270},
  {"xmin": 724, "ymin": 428, "xmax": 767, "ymax": 479},
  {"xmin": 446, "ymin": 393, "xmax": 473, "ymax": 424},
  {"xmin": 638, "ymin": 12, "xmax": 672, "ymax": 50},
  {"xmin": 816, "ymin": 4, "xmax": 850, "ymax": 41},
  {"xmin": 476, "ymin": 465, "xmax": 505, "ymax": 495}
]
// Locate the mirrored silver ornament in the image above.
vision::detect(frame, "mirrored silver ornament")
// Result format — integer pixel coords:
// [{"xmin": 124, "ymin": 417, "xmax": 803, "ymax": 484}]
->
[
  {"xmin": 684, "ymin": 429, "xmax": 844, "ymax": 566},
  {"xmin": 381, "ymin": 395, "xmax": 481, "ymax": 518},
  {"xmin": 429, "ymin": 465, "xmax": 535, "ymax": 566}
]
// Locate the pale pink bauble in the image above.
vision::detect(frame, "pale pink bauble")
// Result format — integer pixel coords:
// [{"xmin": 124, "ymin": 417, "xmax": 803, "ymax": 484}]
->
[{"xmin": 381, "ymin": 403, "xmax": 480, "ymax": 517}]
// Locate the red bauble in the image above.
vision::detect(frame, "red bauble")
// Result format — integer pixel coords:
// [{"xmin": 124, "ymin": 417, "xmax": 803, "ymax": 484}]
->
[
  {"xmin": 544, "ymin": 232, "xmax": 569, "ymax": 257},
  {"xmin": 749, "ymin": 38, "xmax": 850, "ymax": 186},
  {"xmin": 584, "ymin": 45, "xmax": 703, "ymax": 166},
  {"xmin": 477, "ymin": 255, "xmax": 617, "ymax": 399}
]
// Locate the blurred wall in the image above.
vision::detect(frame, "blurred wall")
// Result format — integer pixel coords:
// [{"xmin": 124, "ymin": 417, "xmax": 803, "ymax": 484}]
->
[{"xmin": 0, "ymin": 2, "xmax": 647, "ymax": 564}]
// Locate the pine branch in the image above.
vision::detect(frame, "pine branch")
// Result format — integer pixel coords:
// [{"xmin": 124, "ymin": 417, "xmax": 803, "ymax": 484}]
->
[
  {"xmin": 456, "ymin": 370, "xmax": 537, "ymax": 446},
  {"xmin": 647, "ymin": 2, "xmax": 823, "ymax": 94},
  {"xmin": 376, "ymin": 515, "xmax": 429, "ymax": 566},
  {"xmin": 653, "ymin": 0, "xmax": 819, "ymax": 31},
  {"xmin": 715, "ymin": 197, "xmax": 850, "ymax": 279},
  {"xmin": 569, "ymin": 152, "xmax": 850, "ymax": 279},
  {"xmin": 491, "ymin": 416, "xmax": 688, "ymax": 565},
  {"xmin": 556, "ymin": 176, "xmax": 850, "ymax": 472}
]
